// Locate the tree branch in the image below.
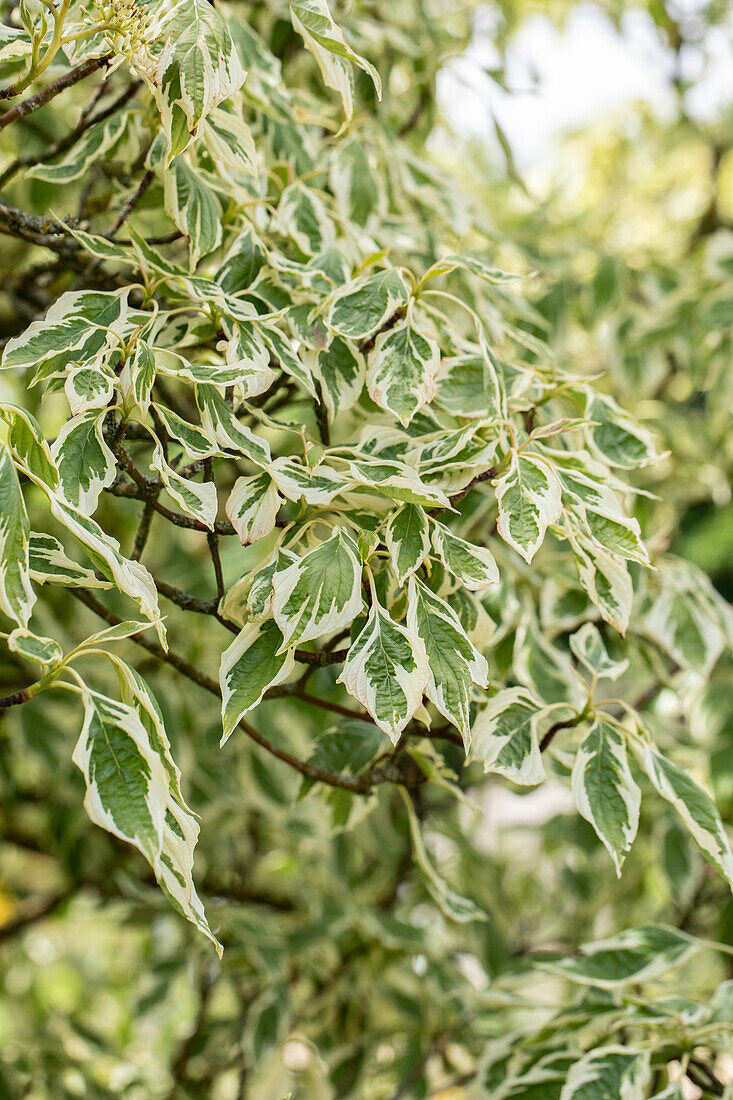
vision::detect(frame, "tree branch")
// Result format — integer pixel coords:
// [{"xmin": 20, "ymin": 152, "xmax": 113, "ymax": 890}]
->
[{"xmin": 0, "ymin": 55, "xmax": 111, "ymax": 126}]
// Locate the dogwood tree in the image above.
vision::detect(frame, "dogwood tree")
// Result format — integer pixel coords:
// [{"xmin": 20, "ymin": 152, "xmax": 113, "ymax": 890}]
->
[{"xmin": 1, "ymin": 0, "xmax": 732, "ymax": 1095}]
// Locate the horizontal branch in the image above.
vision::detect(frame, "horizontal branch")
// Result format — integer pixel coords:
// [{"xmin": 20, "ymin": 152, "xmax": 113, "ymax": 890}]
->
[{"xmin": 0, "ymin": 55, "xmax": 111, "ymax": 126}]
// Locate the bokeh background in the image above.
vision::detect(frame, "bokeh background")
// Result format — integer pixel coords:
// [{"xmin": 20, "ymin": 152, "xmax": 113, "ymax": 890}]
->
[{"xmin": 1, "ymin": 1, "xmax": 732, "ymax": 1097}]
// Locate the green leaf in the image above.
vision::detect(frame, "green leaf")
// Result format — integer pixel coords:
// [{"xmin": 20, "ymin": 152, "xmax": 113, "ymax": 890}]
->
[
  {"xmin": 0, "ymin": 442, "xmax": 35, "ymax": 627},
  {"xmin": 202, "ymin": 102, "xmax": 258, "ymax": 180},
  {"xmin": 29, "ymin": 114, "xmax": 127, "ymax": 183},
  {"xmin": 272, "ymin": 528, "xmax": 363, "ymax": 650},
  {"xmin": 585, "ymin": 393, "xmax": 658, "ymax": 469},
  {"xmin": 406, "ymin": 576, "xmax": 489, "ymax": 744},
  {"xmin": 495, "ymin": 451, "xmax": 562, "ymax": 563},
  {"xmin": 401, "ymin": 788, "xmax": 486, "ymax": 923},
  {"xmin": 632, "ymin": 738, "xmax": 733, "ymax": 886},
  {"xmin": 73, "ymin": 689, "xmax": 220, "ymax": 954},
  {"xmin": 384, "ymin": 504, "xmax": 430, "ymax": 585},
  {"xmin": 51, "ymin": 410, "xmax": 116, "ymax": 514},
  {"xmin": 569, "ymin": 533, "xmax": 633, "ymax": 635},
  {"xmin": 580, "ymin": 506, "xmax": 649, "ymax": 566},
  {"xmin": 28, "ymin": 533, "xmax": 112, "ymax": 590},
  {"xmin": 367, "ymin": 320, "xmax": 439, "ymax": 427},
  {"xmin": 151, "ymin": 404, "xmax": 218, "ymax": 460},
  {"xmin": 216, "ymin": 226, "xmax": 266, "ymax": 293},
  {"xmin": 559, "ymin": 1047, "xmax": 649, "ymax": 1100},
  {"xmin": 289, "ymin": 0, "xmax": 381, "ymax": 118},
  {"xmin": 572, "ymin": 719, "xmax": 641, "ymax": 875},
  {"xmin": 163, "ymin": 159, "xmax": 222, "ymax": 269},
  {"xmin": 277, "ymin": 182, "xmax": 334, "ymax": 257},
  {"xmin": 569, "ymin": 623, "xmax": 629, "ymax": 680},
  {"xmin": 196, "ymin": 384, "xmax": 271, "ymax": 466},
  {"xmin": 225, "ymin": 472, "xmax": 282, "ymax": 545},
  {"xmin": 470, "ymin": 687, "xmax": 546, "ymax": 786},
  {"xmin": 304, "ymin": 335, "xmax": 365, "ymax": 421},
  {"xmin": 134, "ymin": 0, "xmax": 247, "ymax": 158},
  {"xmin": 150, "ymin": 440, "xmax": 218, "ymax": 528},
  {"xmin": 330, "ymin": 140, "xmax": 380, "ymax": 227},
  {"xmin": 219, "ymin": 620, "xmax": 295, "ymax": 742},
  {"xmin": 7, "ymin": 627, "xmax": 62, "ymax": 668},
  {"xmin": 328, "ymin": 269, "xmax": 408, "ymax": 341},
  {"xmin": 430, "ymin": 519, "xmax": 499, "ymax": 591},
  {"xmin": 337, "ymin": 587, "xmax": 429, "ymax": 742},
  {"xmin": 548, "ymin": 924, "xmax": 702, "ymax": 987}
]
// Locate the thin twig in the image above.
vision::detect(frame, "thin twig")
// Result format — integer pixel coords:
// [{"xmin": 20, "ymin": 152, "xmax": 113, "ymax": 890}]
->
[{"xmin": 0, "ymin": 55, "xmax": 111, "ymax": 126}]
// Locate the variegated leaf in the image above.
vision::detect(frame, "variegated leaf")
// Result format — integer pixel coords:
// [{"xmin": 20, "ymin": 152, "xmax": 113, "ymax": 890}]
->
[
  {"xmin": 470, "ymin": 687, "xmax": 546, "ymax": 786},
  {"xmin": 150, "ymin": 440, "xmax": 218, "ymax": 529},
  {"xmin": 495, "ymin": 451, "xmax": 562, "ymax": 563},
  {"xmin": 385, "ymin": 504, "xmax": 430, "ymax": 585},
  {"xmin": 328, "ymin": 269, "xmax": 408, "ymax": 341},
  {"xmin": 406, "ymin": 576, "xmax": 489, "ymax": 744},
  {"xmin": 572, "ymin": 719, "xmax": 641, "ymax": 875},
  {"xmin": 569, "ymin": 622, "xmax": 629, "ymax": 680},
  {"xmin": 272, "ymin": 528, "xmax": 363, "ymax": 650},
  {"xmin": 29, "ymin": 113, "xmax": 127, "ymax": 183},
  {"xmin": 632, "ymin": 736, "xmax": 733, "ymax": 886},
  {"xmin": 367, "ymin": 320, "xmax": 439, "ymax": 427},
  {"xmin": 304, "ymin": 335, "xmax": 365, "ymax": 421},
  {"xmin": 225, "ymin": 473, "xmax": 282, "ymax": 545},
  {"xmin": 219, "ymin": 620, "xmax": 295, "ymax": 742},
  {"xmin": 570, "ymin": 532, "xmax": 633, "ymax": 635},
  {"xmin": 51, "ymin": 410, "xmax": 116, "ymax": 514},
  {"xmin": 560, "ymin": 1047, "xmax": 650, "ymax": 1100},
  {"xmin": 430, "ymin": 519, "xmax": 499, "ymax": 591},
  {"xmin": 28, "ymin": 533, "xmax": 112, "ymax": 590},
  {"xmin": 289, "ymin": 0, "xmax": 381, "ymax": 118},
  {"xmin": 0, "ymin": 442, "xmax": 35, "ymax": 627},
  {"xmin": 73, "ymin": 689, "xmax": 220, "ymax": 954},
  {"xmin": 164, "ymin": 159, "xmax": 222, "ymax": 270},
  {"xmin": 132, "ymin": 0, "xmax": 247, "ymax": 159},
  {"xmin": 337, "ymin": 591, "xmax": 429, "ymax": 742},
  {"xmin": 8, "ymin": 627, "xmax": 62, "ymax": 668}
]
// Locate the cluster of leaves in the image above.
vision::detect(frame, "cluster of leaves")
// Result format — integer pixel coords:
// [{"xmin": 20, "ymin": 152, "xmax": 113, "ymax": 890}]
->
[{"xmin": 1, "ymin": 0, "xmax": 733, "ymax": 1095}]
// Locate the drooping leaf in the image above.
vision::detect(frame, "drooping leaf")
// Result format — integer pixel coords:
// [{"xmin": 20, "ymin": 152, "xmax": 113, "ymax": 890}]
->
[
  {"xmin": 495, "ymin": 451, "xmax": 562, "ymax": 563},
  {"xmin": 571, "ymin": 719, "xmax": 641, "ymax": 875},
  {"xmin": 337, "ymin": 590, "xmax": 429, "ymax": 742},
  {"xmin": 384, "ymin": 504, "xmax": 430, "ymax": 585},
  {"xmin": 470, "ymin": 687, "xmax": 546, "ymax": 786},
  {"xmin": 272, "ymin": 528, "xmax": 363, "ymax": 650},
  {"xmin": 430, "ymin": 519, "xmax": 499, "ymax": 591},
  {"xmin": 406, "ymin": 576, "xmax": 489, "ymax": 744},
  {"xmin": 73, "ymin": 689, "xmax": 220, "ymax": 953},
  {"xmin": 289, "ymin": 0, "xmax": 381, "ymax": 117},
  {"xmin": 225, "ymin": 472, "xmax": 282, "ymax": 545},
  {"xmin": 51, "ymin": 410, "xmax": 117, "ymax": 515},
  {"xmin": 219, "ymin": 620, "xmax": 295, "ymax": 742},
  {"xmin": 0, "ymin": 442, "xmax": 35, "ymax": 627}
]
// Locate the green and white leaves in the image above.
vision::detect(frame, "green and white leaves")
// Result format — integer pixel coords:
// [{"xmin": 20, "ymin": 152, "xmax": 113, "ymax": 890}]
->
[
  {"xmin": 470, "ymin": 687, "xmax": 546, "ymax": 785},
  {"xmin": 0, "ymin": 442, "xmax": 35, "ymax": 627},
  {"xmin": 632, "ymin": 737, "xmax": 733, "ymax": 886},
  {"xmin": 133, "ymin": 0, "xmax": 247, "ymax": 158},
  {"xmin": 385, "ymin": 504, "xmax": 430, "ymax": 585},
  {"xmin": 328, "ymin": 269, "xmax": 408, "ymax": 341},
  {"xmin": 289, "ymin": 0, "xmax": 381, "ymax": 118},
  {"xmin": 225, "ymin": 473, "xmax": 282, "ymax": 545},
  {"xmin": 431, "ymin": 519, "xmax": 499, "ymax": 591},
  {"xmin": 51, "ymin": 411, "xmax": 116, "ymax": 514},
  {"xmin": 219, "ymin": 620, "xmax": 294, "ymax": 743},
  {"xmin": 272, "ymin": 529, "xmax": 363, "ymax": 650},
  {"xmin": 338, "ymin": 589, "xmax": 429, "ymax": 742},
  {"xmin": 367, "ymin": 319, "xmax": 439, "ymax": 426},
  {"xmin": 548, "ymin": 924, "xmax": 702, "ymax": 988},
  {"xmin": 73, "ymin": 689, "xmax": 219, "ymax": 954},
  {"xmin": 164, "ymin": 159, "xmax": 222, "ymax": 269},
  {"xmin": 406, "ymin": 577, "xmax": 488, "ymax": 743},
  {"xmin": 560, "ymin": 1047, "xmax": 650, "ymax": 1100},
  {"xmin": 495, "ymin": 451, "xmax": 562, "ymax": 563},
  {"xmin": 571, "ymin": 719, "xmax": 640, "ymax": 875}
]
